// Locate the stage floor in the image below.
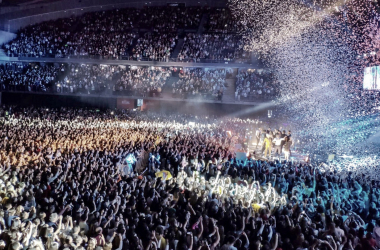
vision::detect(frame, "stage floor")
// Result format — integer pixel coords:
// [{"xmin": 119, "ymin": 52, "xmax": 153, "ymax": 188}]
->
[{"xmin": 247, "ymin": 143, "xmax": 312, "ymax": 163}]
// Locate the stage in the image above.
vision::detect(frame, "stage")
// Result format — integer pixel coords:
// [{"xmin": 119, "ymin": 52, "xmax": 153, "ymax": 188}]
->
[{"xmin": 245, "ymin": 142, "xmax": 323, "ymax": 163}]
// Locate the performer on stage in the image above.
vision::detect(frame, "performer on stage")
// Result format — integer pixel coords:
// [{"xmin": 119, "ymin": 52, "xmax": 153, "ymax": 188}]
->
[
  {"xmin": 283, "ymin": 136, "xmax": 292, "ymax": 161},
  {"xmin": 263, "ymin": 133, "xmax": 273, "ymax": 159},
  {"xmin": 273, "ymin": 133, "xmax": 285, "ymax": 159},
  {"xmin": 255, "ymin": 127, "xmax": 261, "ymax": 148}
]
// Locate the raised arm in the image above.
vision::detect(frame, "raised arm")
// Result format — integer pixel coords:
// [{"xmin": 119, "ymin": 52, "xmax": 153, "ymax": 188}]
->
[
  {"xmin": 211, "ymin": 227, "xmax": 220, "ymax": 249},
  {"xmin": 271, "ymin": 233, "xmax": 279, "ymax": 250}
]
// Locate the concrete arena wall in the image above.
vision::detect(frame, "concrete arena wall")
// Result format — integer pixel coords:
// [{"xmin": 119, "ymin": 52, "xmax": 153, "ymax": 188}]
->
[{"xmin": 0, "ymin": 0, "xmax": 227, "ymax": 32}]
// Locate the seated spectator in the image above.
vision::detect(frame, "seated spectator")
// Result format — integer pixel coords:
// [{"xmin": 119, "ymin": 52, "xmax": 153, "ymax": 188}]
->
[
  {"xmin": 235, "ymin": 69, "xmax": 277, "ymax": 101},
  {"xmin": 172, "ymin": 68, "xmax": 226, "ymax": 100},
  {"xmin": 115, "ymin": 66, "xmax": 172, "ymax": 97},
  {"xmin": 55, "ymin": 64, "xmax": 119, "ymax": 94},
  {"xmin": 178, "ymin": 33, "xmax": 249, "ymax": 62},
  {"xmin": 3, "ymin": 7, "xmax": 205, "ymax": 60},
  {"xmin": 132, "ymin": 33, "xmax": 178, "ymax": 61},
  {"xmin": 68, "ymin": 9, "xmax": 138, "ymax": 59},
  {"xmin": 4, "ymin": 17, "xmax": 78, "ymax": 58},
  {"xmin": 139, "ymin": 6, "xmax": 203, "ymax": 32},
  {"xmin": 0, "ymin": 62, "xmax": 59, "ymax": 92},
  {"xmin": 204, "ymin": 8, "xmax": 238, "ymax": 33}
]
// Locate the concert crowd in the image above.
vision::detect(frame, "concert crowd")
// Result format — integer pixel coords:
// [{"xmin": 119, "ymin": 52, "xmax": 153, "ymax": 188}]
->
[
  {"xmin": 2, "ymin": 7, "xmax": 249, "ymax": 63},
  {"xmin": 0, "ymin": 106, "xmax": 379, "ymax": 250},
  {"xmin": 0, "ymin": 63, "xmax": 231, "ymax": 100}
]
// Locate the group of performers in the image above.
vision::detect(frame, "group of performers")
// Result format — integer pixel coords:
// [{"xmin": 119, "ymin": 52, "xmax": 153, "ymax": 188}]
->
[{"xmin": 253, "ymin": 128, "xmax": 293, "ymax": 160}]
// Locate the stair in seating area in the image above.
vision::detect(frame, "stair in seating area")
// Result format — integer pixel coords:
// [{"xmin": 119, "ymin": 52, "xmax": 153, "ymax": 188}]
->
[
  {"xmin": 162, "ymin": 76, "xmax": 178, "ymax": 93},
  {"xmin": 170, "ymin": 38, "xmax": 184, "ymax": 59},
  {"xmin": 221, "ymin": 78, "xmax": 237, "ymax": 102},
  {"xmin": 220, "ymin": 68, "xmax": 238, "ymax": 102},
  {"xmin": 126, "ymin": 32, "xmax": 141, "ymax": 55},
  {"xmin": 0, "ymin": 49, "xmax": 8, "ymax": 58},
  {"xmin": 197, "ymin": 13, "xmax": 208, "ymax": 34}
]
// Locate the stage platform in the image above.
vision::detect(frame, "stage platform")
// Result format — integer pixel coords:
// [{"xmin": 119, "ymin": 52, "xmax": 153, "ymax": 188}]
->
[{"xmin": 247, "ymin": 143, "xmax": 317, "ymax": 163}]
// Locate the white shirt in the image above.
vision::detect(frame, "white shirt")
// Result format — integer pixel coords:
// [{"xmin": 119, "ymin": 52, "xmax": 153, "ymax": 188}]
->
[{"xmin": 273, "ymin": 137, "xmax": 284, "ymax": 146}]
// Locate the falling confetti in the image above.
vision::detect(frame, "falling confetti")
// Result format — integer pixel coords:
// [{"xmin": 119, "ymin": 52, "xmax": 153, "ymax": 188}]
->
[{"xmin": 229, "ymin": 0, "xmax": 380, "ymax": 156}]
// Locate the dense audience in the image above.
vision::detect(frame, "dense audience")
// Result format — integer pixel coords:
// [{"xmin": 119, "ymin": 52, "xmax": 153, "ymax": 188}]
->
[
  {"xmin": 0, "ymin": 61, "xmax": 295, "ymax": 103},
  {"xmin": 172, "ymin": 68, "xmax": 226, "ymax": 100},
  {"xmin": 56, "ymin": 64, "xmax": 118, "ymax": 94},
  {"xmin": 139, "ymin": 7, "xmax": 203, "ymax": 32},
  {"xmin": 178, "ymin": 34, "xmax": 249, "ymax": 62},
  {"xmin": 56, "ymin": 64, "xmax": 171, "ymax": 96},
  {"xmin": 132, "ymin": 33, "xmax": 178, "ymax": 61},
  {"xmin": 3, "ymin": 18, "xmax": 77, "ymax": 58},
  {"xmin": 0, "ymin": 63, "xmax": 173, "ymax": 96},
  {"xmin": 2, "ymin": 7, "xmax": 250, "ymax": 62},
  {"xmin": 235, "ymin": 69, "xmax": 277, "ymax": 101},
  {"xmin": 63, "ymin": 9, "xmax": 139, "ymax": 59},
  {"xmin": 0, "ymin": 63, "xmax": 60, "ymax": 92},
  {"xmin": 0, "ymin": 106, "xmax": 378, "ymax": 250},
  {"xmin": 114, "ymin": 66, "xmax": 172, "ymax": 96},
  {"xmin": 204, "ymin": 8, "xmax": 238, "ymax": 33},
  {"xmin": 1, "ymin": 63, "xmax": 237, "ymax": 101},
  {"xmin": 1, "ymin": 7, "xmax": 201, "ymax": 59}
]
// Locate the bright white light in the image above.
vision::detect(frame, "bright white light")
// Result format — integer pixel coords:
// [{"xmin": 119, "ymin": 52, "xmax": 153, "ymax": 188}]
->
[
  {"xmin": 126, "ymin": 154, "xmax": 136, "ymax": 164},
  {"xmin": 322, "ymin": 82, "xmax": 329, "ymax": 87}
]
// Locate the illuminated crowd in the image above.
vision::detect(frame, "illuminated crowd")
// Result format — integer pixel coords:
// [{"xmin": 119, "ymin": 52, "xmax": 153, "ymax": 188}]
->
[
  {"xmin": 0, "ymin": 63, "xmax": 237, "ymax": 100},
  {"xmin": 0, "ymin": 63, "xmax": 60, "ymax": 92},
  {"xmin": 0, "ymin": 106, "xmax": 379, "ymax": 250},
  {"xmin": 0, "ymin": 0, "xmax": 379, "ymax": 248},
  {"xmin": 171, "ymin": 68, "xmax": 226, "ymax": 100},
  {"xmin": 1, "ymin": 7, "xmax": 251, "ymax": 63},
  {"xmin": 177, "ymin": 34, "xmax": 248, "ymax": 62},
  {"xmin": 235, "ymin": 69, "xmax": 277, "ymax": 101}
]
